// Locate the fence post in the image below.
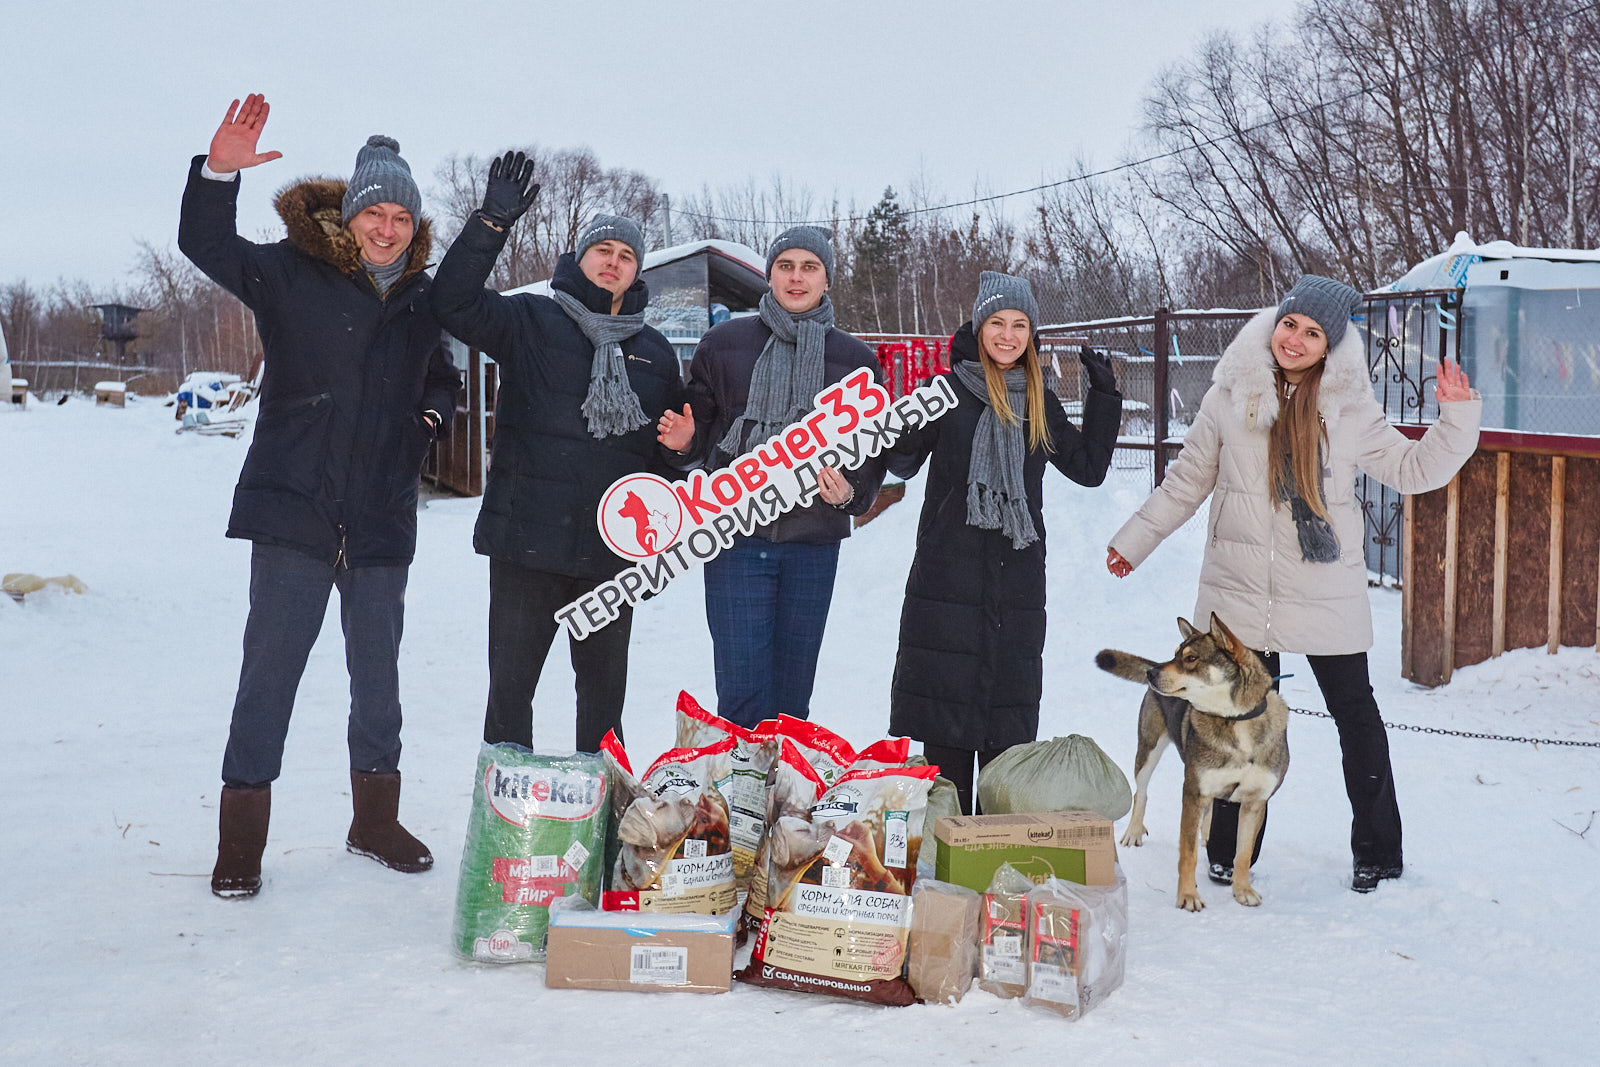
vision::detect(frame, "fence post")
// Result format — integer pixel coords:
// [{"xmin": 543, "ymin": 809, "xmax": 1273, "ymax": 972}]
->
[{"xmin": 1153, "ymin": 307, "xmax": 1171, "ymax": 485}]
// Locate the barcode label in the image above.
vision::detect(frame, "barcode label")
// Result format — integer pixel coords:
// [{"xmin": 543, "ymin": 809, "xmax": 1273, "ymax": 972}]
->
[
  {"xmin": 821, "ymin": 865, "xmax": 852, "ymax": 888},
  {"xmin": 684, "ymin": 838, "xmax": 707, "ymax": 859},
  {"xmin": 530, "ymin": 855, "xmax": 558, "ymax": 877},
  {"xmin": 630, "ymin": 946, "xmax": 690, "ymax": 986},
  {"xmin": 562, "ymin": 841, "xmax": 590, "ymax": 872},
  {"xmin": 991, "ymin": 934, "xmax": 1021, "ymax": 958}
]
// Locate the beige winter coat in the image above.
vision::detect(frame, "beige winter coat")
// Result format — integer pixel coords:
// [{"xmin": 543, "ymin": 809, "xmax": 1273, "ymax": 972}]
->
[{"xmin": 1109, "ymin": 307, "xmax": 1481, "ymax": 655}]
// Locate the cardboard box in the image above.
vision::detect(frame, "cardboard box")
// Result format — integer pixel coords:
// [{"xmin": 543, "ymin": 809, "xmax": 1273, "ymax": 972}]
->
[
  {"xmin": 544, "ymin": 909, "xmax": 736, "ymax": 994},
  {"xmin": 934, "ymin": 811, "xmax": 1117, "ymax": 893}
]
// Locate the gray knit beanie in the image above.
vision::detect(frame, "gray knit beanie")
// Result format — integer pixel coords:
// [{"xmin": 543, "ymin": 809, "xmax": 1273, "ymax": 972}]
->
[
  {"xmin": 575, "ymin": 214, "xmax": 645, "ymax": 265},
  {"xmin": 972, "ymin": 270, "xmax": 1039, "ymax": 332},
  {"xmin": 341, "ymin": 135, "xmax": 421, "ymax": 223},
  {"xmin": 766, "ymin": 225, "xmax": 835, "ymax": 283},
  {"xmin": 1277, "ymin": 275, "xmax": 1364, "ymax": 349}
]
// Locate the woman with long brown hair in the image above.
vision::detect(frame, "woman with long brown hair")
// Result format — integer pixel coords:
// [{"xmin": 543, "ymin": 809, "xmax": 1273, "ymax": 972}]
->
[
  {"xmin": 1107, "ymin": 274, "xmax": 1480, "ymax": 893},
  {"xmin": 888, "ymin": 271, "xmax": 1123, "ymax": 815}
]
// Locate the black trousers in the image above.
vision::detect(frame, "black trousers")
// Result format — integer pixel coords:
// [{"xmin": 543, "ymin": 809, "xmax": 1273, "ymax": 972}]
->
[
  {"xmin": 923, "ymin": 743, "xmax": 1011, "ymax": 816},
  {"xmin": 222, "ymin": 543, "xmax": 408, "ymax": 788},
  {"xmin": 484, "ymin": 558, "xmax": 632, "ymax": 753},
  {"xmin": 1207, "ymin": 650, "xmax": 1403, "ymax": 871}
]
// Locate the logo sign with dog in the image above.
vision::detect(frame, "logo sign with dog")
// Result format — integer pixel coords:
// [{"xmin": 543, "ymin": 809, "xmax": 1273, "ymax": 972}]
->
[{"xmin": 555, "ymin": 368, "xmax": 958, "ymax": 640}]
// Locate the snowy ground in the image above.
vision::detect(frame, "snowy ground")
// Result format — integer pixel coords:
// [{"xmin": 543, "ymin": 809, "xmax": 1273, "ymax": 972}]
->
[{"xmin": 2, "ymin": 396, "xmax": 1596, "ymax": 1065}]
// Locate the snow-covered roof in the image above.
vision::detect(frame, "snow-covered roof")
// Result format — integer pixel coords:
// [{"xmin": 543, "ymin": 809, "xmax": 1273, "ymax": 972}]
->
[
  {"xmin": 501, "ymin": 239, "xmax": 765, "ymax": 298},
  {"xmin": 1388, "ymin": 231, "xmax": 1600, "ymax": 291}
]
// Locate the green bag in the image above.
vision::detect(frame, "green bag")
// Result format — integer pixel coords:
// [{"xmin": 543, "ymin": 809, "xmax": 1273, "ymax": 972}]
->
[
  {"xmin": 452, "ymin": 743, "xmax": 609, "ymax": 962},
  {"xmin": 975, "ymin": 735, "xmax": 1132, "ymax": 822}
]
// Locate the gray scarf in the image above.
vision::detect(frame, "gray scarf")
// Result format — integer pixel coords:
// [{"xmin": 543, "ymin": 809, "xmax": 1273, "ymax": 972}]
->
[
  {"xmin": 953, "ymin": 360, "xmax": 1037, "ymax": 549},
  {"xmin": 717, "ymin": 291, "xmax": 833, "ymax": 458},
  {"xmin": 362, "ymin": 256, "xmax": 406, "ymax": 298},
  {"xmin": 550, "ymin": 288, "xmax": 651, "ymax": 439},
  {"xmin": 1276, "ymin": 446, "xmax": 1340, "ymax": 563}
]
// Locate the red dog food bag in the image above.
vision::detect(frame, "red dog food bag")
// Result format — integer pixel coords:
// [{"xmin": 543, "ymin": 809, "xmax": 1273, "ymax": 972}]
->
[
  {"xmin": 739, "ymin": 763, "xmax": 936, "ymax": 1005},
  {"xmin": 599, "ymin": 731, "xmax": 738, "ymax": 914},
  {"xmin": 672, "ymin": 692, "xmax": 779, "ymax": 886}
]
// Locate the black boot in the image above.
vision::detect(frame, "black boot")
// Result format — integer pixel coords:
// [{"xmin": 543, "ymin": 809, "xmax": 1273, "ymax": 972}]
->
[
  {"xmin": 346, "ymin": 771, "xmax": 433, "ymax": 873},
  {"xmin": 1352, "ymin": 859, "xmax": 1403, "ymax": 893},
  {"xmin": 212, "ymin": 784, "xmax": 271, "ymax": 898}
]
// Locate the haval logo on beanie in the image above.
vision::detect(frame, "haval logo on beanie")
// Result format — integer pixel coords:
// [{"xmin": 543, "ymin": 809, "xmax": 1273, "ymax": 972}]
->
[
  {"xmin": 484, "ymin": 763, "xmax": 603, "ymax": 824},
  {"xmin": 599, "ymin": 474, "xmax": 682, "ymax": 559}
]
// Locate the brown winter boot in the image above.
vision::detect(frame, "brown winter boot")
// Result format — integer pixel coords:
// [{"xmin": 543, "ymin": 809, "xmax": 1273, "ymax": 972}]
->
[
  {"xmin": 346, "ymin": 771, "xmax": 433, "ymax": 873},
  {"xmin": 212, "ymin": 784, "xmax": 271, "ymax": 898}
]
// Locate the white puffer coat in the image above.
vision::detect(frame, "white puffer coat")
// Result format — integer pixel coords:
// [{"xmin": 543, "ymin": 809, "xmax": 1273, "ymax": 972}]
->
[{"xmin": 1109, "ymin": 307, "xmax": 1481, "ymax": 655}]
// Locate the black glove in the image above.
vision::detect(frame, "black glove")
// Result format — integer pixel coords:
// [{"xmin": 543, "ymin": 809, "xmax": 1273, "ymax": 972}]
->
[
  {"xmin": 1079, "ymin": 346, "xmax": 1117, "ymax": 394},
  {"xmin": 478, "ymin": 150, "xmax": 540, "ymax": 229}
]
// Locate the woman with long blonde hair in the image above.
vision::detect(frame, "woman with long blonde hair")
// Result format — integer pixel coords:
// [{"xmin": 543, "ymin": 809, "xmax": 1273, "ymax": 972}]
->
[
  {"xmin": 1107, "ymin": 274, "xmax": 1480, "ymax": 896},
  {"xmin": 887, "ymin": 271, "xmax": 1123, "ymax": 814}
]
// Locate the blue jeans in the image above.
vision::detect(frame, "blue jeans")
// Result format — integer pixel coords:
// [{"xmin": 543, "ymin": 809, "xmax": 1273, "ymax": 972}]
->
[
  {"xmin": 702, "ymin": 537, "xmax": 841, "ymax": 728},
  {"xmin": 221, "ymin": 543, "xmax": 409, "ymax": 787}
]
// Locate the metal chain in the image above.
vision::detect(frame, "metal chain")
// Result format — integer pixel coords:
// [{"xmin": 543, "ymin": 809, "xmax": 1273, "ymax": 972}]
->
[{"xmin": 1288, "ymin": 705, "xmax": 1600, "ymax": 748}]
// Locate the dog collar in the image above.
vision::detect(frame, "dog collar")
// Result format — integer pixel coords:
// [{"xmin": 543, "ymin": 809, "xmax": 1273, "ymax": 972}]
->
[{"xmin": 1231, "ymin": 696, "xmax": 1271, "ymax": 722}]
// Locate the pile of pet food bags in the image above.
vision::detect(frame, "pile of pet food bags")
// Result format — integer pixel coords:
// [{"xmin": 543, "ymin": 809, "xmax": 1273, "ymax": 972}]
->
[{"xmin": 452, "ymin": 690, "xmax": 1127, "ymax": 1017}]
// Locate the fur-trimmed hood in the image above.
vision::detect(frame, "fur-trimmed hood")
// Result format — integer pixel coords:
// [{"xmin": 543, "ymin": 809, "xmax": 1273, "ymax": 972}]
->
[
  {"xmin": 274, "ymin": 178, "xmax": 432, "ymax": 278},
  {"xmin": 1211, "ymin": 306, "xmax": 1371, "ymax": 432}
]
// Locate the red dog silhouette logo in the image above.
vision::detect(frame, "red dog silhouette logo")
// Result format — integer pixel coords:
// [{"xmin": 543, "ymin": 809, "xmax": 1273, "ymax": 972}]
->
[{"xmin": 598, "ymin": 474, "xmax": 682, "ymax": 559}]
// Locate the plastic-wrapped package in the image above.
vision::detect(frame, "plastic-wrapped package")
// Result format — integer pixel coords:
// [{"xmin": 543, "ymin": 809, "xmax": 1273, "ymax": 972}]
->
[
  {"xmin": 907, "ymin": 878, "xmax": 981, "ymax": 1004},
  {"xmin": 739, "ymin": 763, "xmax": 936, "ymax": 1005},
  {"xmin": 600, "ymin": 731, "xmax": 737, "ymax": 914},
  {"xmin": 1024, "ymin": 868, "xmax": 1129, "ymax": 1020},
  {"xmin": 907, "ymin": 755, "xmax": 961, "ymax": 877},
  {"xmin": 975, "ymin": 735, "xmax": 1132, "ymax": 821},
  {"xmin": 672, "ymin": 691, "xmax": 779, "ymax": 886},
  {"xmin": 977, "ymin": 863, "xmax": 1035, "ymax": 998},
  {"xmin": 451, "ymin": 743, "xmax": 609, "ymax": 963}
]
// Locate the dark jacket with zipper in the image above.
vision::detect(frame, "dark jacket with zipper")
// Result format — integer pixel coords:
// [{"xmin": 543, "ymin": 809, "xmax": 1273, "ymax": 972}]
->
[
  {"xmin": 887, "ymin": 322, "xmax": 1122, "ymax": 750},
  {"xmin": 177, "ymin": 156, "xmax": 461, "ymax": 568},
  {"xmin": 428, "ymin": 216, "xmax": 687, "ymax": 581},
  {"xmin": 683, "ymin": 315, "xmax": 884, "ymax": 543}
]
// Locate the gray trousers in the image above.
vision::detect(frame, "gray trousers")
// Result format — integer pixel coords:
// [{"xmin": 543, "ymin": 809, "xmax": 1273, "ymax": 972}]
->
[{"xmin": 221, "ymin": 542, "xmax": 409, "ymax": 788}]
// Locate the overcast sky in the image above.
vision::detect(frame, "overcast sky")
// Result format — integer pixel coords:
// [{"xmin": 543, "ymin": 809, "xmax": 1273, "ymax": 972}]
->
[{"xmin": 2, "ymin": 0, "xmax": 1294, "ymax": 291}]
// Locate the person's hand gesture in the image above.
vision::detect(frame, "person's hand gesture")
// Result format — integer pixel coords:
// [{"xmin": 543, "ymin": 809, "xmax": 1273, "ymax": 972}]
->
[
  {"xmin": 818, "ymin": 467, "xmax": 854, "ymax": 508},
  {"xmin": 657, "ymin": 404, "xmax": 694, "ymax": 452},
  {"xmin": 479, "ymin": 150, "xmax": 541, "ymax": 230},
  {"xmin": 1106, "ymin": 547, "xmax": 1133, "ymax": 578},
  {"xmin": 1434, "ymin": 359, "xmax": 1473, "ymax": 403},
  {"xmin": 206, "ymin": 95, "xmax": 283, "ymax": 174},
  {"xmin": 1080, "ymin": 346, "xmax": 1117, "ymax": 395}
]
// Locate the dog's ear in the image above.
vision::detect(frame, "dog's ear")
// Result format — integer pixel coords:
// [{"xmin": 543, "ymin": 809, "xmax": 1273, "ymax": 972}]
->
[
  {"xmin": 1177, "ymin": 616, "xmax": 1198, "ymax": 639},
  {"xmin": 1209, "ymin": 613, "xmax": 1245, "ymax": 659}
]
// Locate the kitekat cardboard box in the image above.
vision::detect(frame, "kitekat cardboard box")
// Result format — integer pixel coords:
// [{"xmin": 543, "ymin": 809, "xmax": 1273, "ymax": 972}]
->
[
  {"xmin": 934, "ymin": 812, "xmax": 1117, "ymax": 892},
  {"xmin": 544, "ymin": 908, "xmax": 736, "ymax": 993}
]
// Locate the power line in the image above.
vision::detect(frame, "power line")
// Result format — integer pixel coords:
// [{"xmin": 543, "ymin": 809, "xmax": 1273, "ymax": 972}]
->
[{"xmin": 674, "ymin": 1, "xmax": 1600, "ymax": 229}]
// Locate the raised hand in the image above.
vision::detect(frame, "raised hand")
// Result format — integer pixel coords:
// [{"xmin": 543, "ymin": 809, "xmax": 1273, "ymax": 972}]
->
[
  {"xmin": 1106, "ymin": 547, "xmax": 1133, "ymax": 578},
  {"xmin": 657, "ymin": 403, "xmax": 694, "ymax": 452},
  {"xmin": 206, "ymin": 95, "xmax": 283, "ymax": 174},
  {"xmin": 1080, "ymin": 346, "xmax": 1117, "ymax": 394},
  {"xmin": 479, "ymin": 150, "xmax": 541, "ymax": 229},
  {"xmin": 1435, "ymin": 359, "xmax": 1473, "ymax": 403}
]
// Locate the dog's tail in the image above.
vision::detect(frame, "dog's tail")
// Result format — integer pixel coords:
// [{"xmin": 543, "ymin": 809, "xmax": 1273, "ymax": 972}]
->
[{"xmin": 1096, "ymin": 649, "xmax": 1157, "ymax": 685}]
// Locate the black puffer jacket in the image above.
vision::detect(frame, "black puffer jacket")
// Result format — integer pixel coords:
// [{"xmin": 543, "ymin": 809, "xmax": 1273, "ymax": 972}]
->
[
  {"xmin": 887, "ymin": 323, "xmax": 1122, "ymax": 750},
  {"xmin": 684, "ymin": 315, "xmax": 884, "ymax": 543},
  {"xmin": 177, "ymin": 156, "xmax": 461, "ymax": 568},
  {"xmin": 429, "ymin": 217, "xmax": 686, "ymax": 580}
]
